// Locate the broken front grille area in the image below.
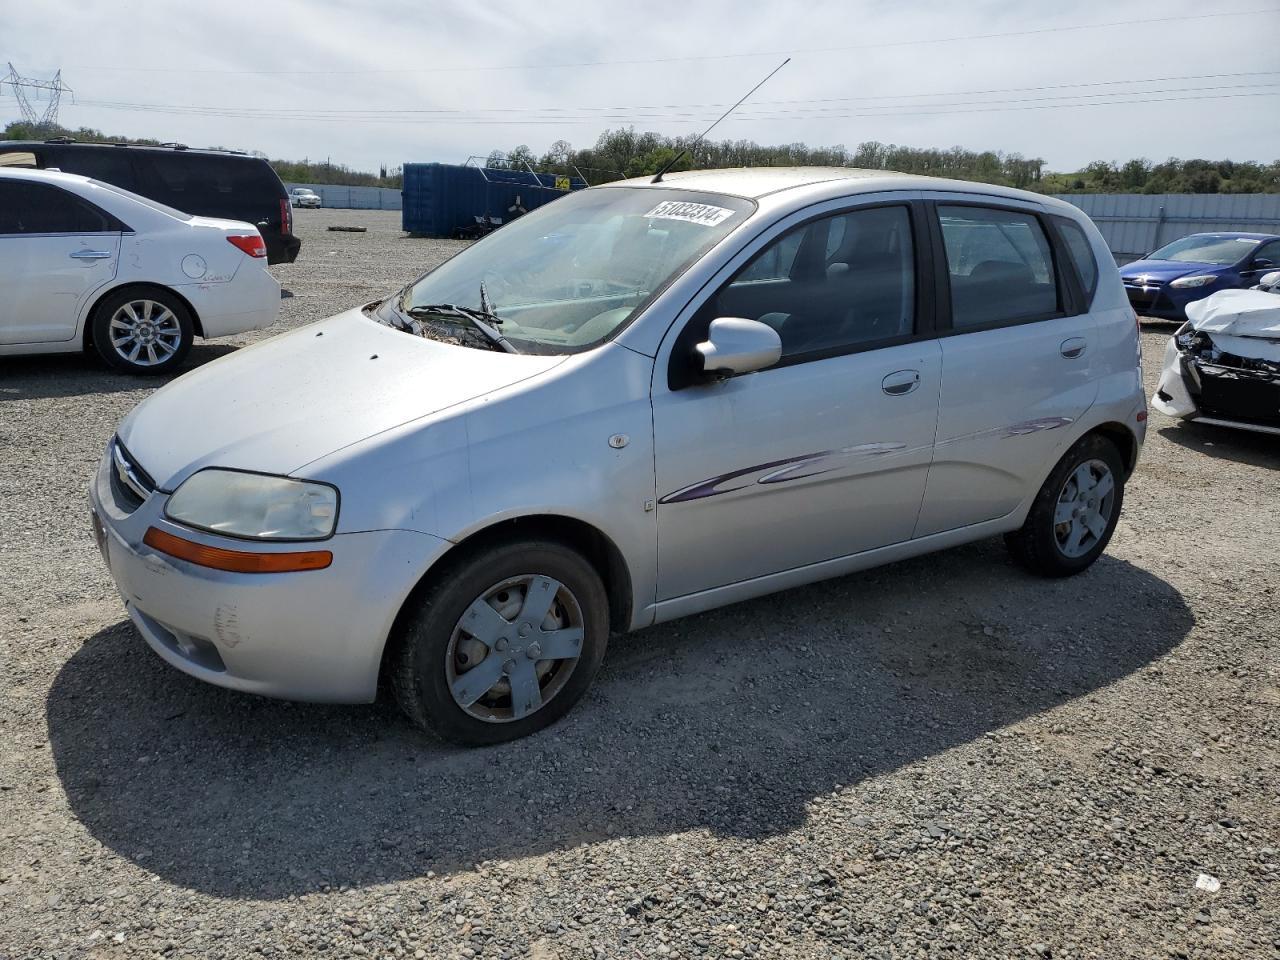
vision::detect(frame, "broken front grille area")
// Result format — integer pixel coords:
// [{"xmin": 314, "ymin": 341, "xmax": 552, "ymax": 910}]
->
[
  {"xmin": 108, "ymin": 438, "xmax": 157, "ymax": 513},
  {"xmin": 1177, "ymin": 330, "xmax": 1280, "ymax": 426}
]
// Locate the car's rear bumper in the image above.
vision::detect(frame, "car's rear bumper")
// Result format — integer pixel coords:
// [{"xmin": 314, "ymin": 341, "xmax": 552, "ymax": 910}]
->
[
  {"xmin": 180, "ymin": 264, "xmax": 281, "ymax": 339},
  {"xmin": 265, "ymin": 232, "xmax": 302, "ymax": 265},
  {"xmin": 89, "ymin": 443, "xmax": 448, "ymax": 703}
]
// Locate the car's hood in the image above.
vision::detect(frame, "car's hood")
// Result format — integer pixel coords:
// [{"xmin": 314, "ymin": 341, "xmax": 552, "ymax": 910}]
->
[
  {"xmin": 117, "ymin": 307, "xmax": 565, "ymax": 489},
  {"xmin": 1120, "ymin": 259, "xmax": 1220, "ymax": 281},
  {"xmin": 1185, "ymin": 289, "xmax": 1280, "ymax": 361}
]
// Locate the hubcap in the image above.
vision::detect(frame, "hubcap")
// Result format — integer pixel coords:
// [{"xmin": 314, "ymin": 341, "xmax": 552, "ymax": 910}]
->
[
  {"xmin": 445, "ymin": 575, "xmax": 585, "ymax": 723},
  {"xmin": 1053, "ymin": 458, "xmax": 1116, "ymax": 559},
  {"xmin": 109, "ymin": 300, "xmax": 182, "ymax": 367}
]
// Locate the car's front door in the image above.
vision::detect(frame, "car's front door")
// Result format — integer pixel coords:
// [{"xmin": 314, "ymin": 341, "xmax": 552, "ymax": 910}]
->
[
  {"xmin": 0, "ymin": 180, "xmax": 122, "ymax": 345},
  {"xmin": 914, "ymin": 199, "xmax": 1099, "ymax": 537},
  {"xmin": 651, "ymin": 198, "xmax": 942, "ymax": 600}
]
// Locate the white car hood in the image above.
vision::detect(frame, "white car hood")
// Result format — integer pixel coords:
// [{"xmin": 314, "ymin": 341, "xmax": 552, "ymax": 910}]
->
[
  {"xmin": 117, "ymin": 307, "xmax": 565, "ymax": 489},
  {"xmin": 1184, "ymin": 289, "xmax": 1280, "ymax": 362}
]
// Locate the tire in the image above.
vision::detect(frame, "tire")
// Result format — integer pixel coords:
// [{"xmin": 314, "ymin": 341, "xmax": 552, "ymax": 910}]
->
[
  {"xmin": 1004, "ymin": 434, "xmax": 1126, "ymax": 578},
  {"xmin": 391, "ymin": 540, "xmax": 609, "ymax": 746},
  {"xmin": 91, "ymin": 288, "xmax": 194, "ymax": 375}
]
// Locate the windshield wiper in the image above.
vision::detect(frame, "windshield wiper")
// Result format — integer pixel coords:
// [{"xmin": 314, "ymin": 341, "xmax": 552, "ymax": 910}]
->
[{"xmin": 403, "ymin": 302, "xmax": 516, "ymax": 354}]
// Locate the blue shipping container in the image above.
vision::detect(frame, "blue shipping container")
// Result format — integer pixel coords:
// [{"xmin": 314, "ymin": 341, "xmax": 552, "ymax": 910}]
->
[{"xmin": 401, "ymin": 163, "xmax": 587, "ymax": 237}]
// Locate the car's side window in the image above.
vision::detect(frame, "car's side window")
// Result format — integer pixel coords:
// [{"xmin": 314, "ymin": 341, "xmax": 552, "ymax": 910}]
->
[
  {"xmin": 0, "ymin": 150, "xmax": 38, "ymax": 168},
  {"xmin": 1252, "ymin": 239, "xmax": 1280, "ymax": 268},
  {"xmin": 50, "ymin": 149, "xmax": 140, "ymax": 191},
  {"xmin": 938, "ymin": 205, "xmax": 1059, "ymax": 329},
  {"xmin": 706, "ymin": 204, "xmax": 917, "ymax": 361},
  {"xmin": 0, "ymin": 181, "xmax": 118, "ymax": 235},
  {"xmin": 1054, "ymin": 216, "xmax": 1099, "ymax": 303}
]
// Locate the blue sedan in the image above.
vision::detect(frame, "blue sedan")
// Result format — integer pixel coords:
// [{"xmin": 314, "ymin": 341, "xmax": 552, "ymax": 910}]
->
[{"xmin": 1120, "ymin": 232, "xmax": 1280, "ymax": 322}]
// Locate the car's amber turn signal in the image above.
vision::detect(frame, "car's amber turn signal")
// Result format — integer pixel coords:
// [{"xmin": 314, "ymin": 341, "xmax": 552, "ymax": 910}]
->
[{"xmin": 143, "ymin": 527, "xmax": 332, "ymax": 573}]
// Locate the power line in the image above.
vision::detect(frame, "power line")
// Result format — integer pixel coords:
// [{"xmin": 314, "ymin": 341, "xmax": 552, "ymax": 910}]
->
[
  {"xmin": 69, "ymin": 89, "xmax": 1280, "ymax": 127},
  {"xmin": 65, "ymin": 72, "xmax": 1280, "ymax": 121},
  {"xmin": 35, "ymin": 8, "xmax": 1280, "ymax": 75}
]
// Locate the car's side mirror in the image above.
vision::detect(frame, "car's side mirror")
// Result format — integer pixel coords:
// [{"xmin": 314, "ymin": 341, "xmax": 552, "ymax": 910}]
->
[
  {"xmin": 1258, "ymin": 270, "xmax": 1280, "ymax": 290},
  {"xmin": 1253, "ymin": 257, "xmax": 1275, "ymax": 269},
  {"xmin": 695, "ymin": 317, "xmax": 782, "ymax": 378}
]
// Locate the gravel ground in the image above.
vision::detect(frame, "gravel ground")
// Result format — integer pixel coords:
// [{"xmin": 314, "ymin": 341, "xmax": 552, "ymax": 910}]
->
[{"xmin": 1, "ymin": 209, "xmax": 1277, "ymax": 960}]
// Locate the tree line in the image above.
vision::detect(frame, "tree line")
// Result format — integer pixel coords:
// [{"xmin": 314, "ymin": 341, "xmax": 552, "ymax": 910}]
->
[
  {"xmin": 493, "ymin": 128, "xmax": 1280, "ymax": 194},
  {"xmin": 6, "ymin": 120, "xmax": 1277, "ymax": 194}
]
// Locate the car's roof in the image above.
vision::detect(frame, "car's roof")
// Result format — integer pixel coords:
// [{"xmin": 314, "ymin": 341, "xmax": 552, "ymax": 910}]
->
[
  {"xmin": 1178, "ymin": 231, "xmax": 1280, "ymax": 241},
  {"xmin": 0, "ymin": 139, "xmax": 255, "ymax": 158},
  {"xmin": 0, "ymin": 166, "xmax": 96, "ymax": 187},
  {"xmin": 612, "ymin": 166, "xmax": 1062, "ymax": 206}
]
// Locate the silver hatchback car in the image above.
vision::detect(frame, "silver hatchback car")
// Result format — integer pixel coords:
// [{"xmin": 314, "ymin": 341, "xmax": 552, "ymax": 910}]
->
[{"xmin": 91, "ymin": 168, "xmax": 1146, "ymax": 744}]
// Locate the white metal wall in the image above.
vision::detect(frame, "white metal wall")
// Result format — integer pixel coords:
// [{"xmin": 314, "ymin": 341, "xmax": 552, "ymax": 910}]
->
[
  {"xmin": 285, "ymin": 182, "xmax": 402, "ymax": 210},
  {"xmin": 1053, "ymin": 194, "xmax": 1280, "ymax": 264}
]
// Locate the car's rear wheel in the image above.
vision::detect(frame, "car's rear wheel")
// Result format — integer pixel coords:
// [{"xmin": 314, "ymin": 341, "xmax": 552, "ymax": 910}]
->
[
  {"xmin": 1004, "ymin": 434, "xmax": 1125, "ymax": 577},
  {"xmin": 91, "ymin": 288, "xmax": 194, "ymax": 375},
  {"xmin": 391, "ymin": 540, "xmax": 609, "ymax": 745}
]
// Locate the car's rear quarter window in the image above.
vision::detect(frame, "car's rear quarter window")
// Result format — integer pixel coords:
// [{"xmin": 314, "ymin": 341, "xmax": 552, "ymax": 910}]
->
[{"xmin": 1054, "ymin": 217, "xmax": 1100, "ymax": 302}]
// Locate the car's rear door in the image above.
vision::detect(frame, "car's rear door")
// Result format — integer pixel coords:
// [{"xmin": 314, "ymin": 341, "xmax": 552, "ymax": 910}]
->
[
  {"xmin": 914, "ymin": 196, "xmax": 1098, "ymax": 536},
  {"xmin": 651, "ymin": 194, "xmax": 942, "ymax": 600},
  {"xmin": 0, "ymin": 179, "xmax": 123, "ymax": 345}
]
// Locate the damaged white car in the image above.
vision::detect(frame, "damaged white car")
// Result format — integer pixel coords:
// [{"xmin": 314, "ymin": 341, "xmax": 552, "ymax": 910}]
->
[{"xmin": 1153, "ymin": 282, "xmax": 1280, "ymax": 435}]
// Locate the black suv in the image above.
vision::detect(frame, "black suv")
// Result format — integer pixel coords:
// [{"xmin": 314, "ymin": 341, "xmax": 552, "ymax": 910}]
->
[{"xmin": 0, "ymin": 139, "xmax": 301, "ymax": 264}]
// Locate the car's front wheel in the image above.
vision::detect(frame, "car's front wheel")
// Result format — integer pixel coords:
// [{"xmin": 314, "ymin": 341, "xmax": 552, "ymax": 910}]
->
[
  {"xmin": 1005, "ymin": 434, "xmax": 1126, "ymax": 577},
  {"xmin": 391, "ymin": 540, "xmax": 609, "ymax": 745},
  {"xmin": 91, "ymin": 288, "xmax": 194, "ymax": 375}
]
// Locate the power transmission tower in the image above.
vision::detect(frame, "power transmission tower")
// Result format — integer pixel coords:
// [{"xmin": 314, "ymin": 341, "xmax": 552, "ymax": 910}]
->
[{"xmin": 3, "ymin": 63, "xmax": 72, "ymax": 127}]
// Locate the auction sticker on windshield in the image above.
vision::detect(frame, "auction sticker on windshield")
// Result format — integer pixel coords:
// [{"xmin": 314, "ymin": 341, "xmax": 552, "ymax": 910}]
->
[{"xmin": 644, "ymin": 201, "xmax": 735, "ymax": 227}]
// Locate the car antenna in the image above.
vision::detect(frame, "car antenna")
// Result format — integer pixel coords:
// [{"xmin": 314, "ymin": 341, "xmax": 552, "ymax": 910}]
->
[{"xmin": 651, "ymin": 57, "xmax": 791, "ymax": 184}]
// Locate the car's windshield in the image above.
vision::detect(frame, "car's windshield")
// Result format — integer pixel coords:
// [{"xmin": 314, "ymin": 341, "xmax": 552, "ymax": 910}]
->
[
  {"xmin": 1148, "ymin": 234, "xmax": 1261, "ymax": 265},
  {"xmin": 381, "ymin": 186, "xmax": 754, "ymax": 354}
]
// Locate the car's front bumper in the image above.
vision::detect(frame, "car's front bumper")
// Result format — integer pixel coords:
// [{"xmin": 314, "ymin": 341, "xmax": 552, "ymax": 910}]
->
[
  {"xmin": 1124, "ymin": 278, "xmax": 1235, "ymax": 323},
  {"xmin": 1152, "ymin": 336, "xmax": 1280, "ymax": 435},
  {"xmin": 89, "ymin": 444, "xmax": 449, "ymax": 703}
]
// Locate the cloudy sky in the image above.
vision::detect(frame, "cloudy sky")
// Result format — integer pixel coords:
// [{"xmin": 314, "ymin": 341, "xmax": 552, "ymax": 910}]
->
[{"xmin": 3, "ymin": 0, "xmax": 1278, "ymax": 173}]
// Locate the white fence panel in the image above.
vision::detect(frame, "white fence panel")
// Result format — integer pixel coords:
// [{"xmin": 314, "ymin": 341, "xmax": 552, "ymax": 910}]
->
[
  {"xmin": 1054, "ymin": 194, "xmax": 1280, "ymax": 264},
  {"xmin": 285, "ymin": 182, "xmax": 402, "ymax": 210}
]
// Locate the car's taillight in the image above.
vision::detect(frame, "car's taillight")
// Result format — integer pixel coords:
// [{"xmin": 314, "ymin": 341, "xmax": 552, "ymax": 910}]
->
[
  {"xmin": 280, "ymin": 198, "xmax": 292, "ymax": 234},
  {"xmin": 227, "ymin": 234, "xmax": 267, "ymax": 258}
]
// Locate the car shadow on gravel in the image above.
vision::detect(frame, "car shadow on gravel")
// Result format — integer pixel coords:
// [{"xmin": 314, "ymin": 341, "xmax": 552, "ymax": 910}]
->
[
  {"xmin": 46, "ymin": 539, "xmax": 1192, "ymax": 900},
  {"xmin": 0, "ymin": 344, "xmax": 239, "ymax": 401},
  {"xmin": 1157, "ymin": 422, "xmax": 1280, "ymax": 470}
]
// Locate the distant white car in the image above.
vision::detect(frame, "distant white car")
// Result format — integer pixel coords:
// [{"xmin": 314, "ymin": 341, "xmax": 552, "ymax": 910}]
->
[
  {"xmin": 0, "ymin": 168, "xmax": 279, "ymax": 374},
  {"xmin": 290, "ymin": 188, "xmax": 321, "ymax": 209}
]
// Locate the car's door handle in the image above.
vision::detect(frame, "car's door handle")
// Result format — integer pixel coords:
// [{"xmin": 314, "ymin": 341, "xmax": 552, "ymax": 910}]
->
[
  {"xmin": 69, "ymin": 250, "xmax": 113, "ymax": 260},
  {"xmin": 881, "ymin": 369, "xmax": 921, "ymax": 396},
  {"xmin": 1060, "ymin": 337, "xmax": 1087, "ymax": 359}
]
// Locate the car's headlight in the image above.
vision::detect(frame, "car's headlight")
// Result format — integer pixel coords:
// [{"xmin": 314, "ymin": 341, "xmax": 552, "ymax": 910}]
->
[
  {"xmin": 165, "ymin": 469, "xmax": 338, "ymax": 541},
  {"xmin": 1170, "ymin": 274, "xmax": 1217, "ymax": 288}
]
